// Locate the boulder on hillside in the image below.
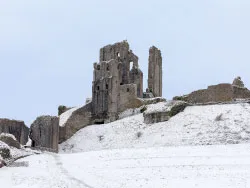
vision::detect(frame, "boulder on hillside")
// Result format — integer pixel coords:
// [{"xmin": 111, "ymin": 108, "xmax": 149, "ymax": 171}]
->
[
  {"xmin": 0, "ymin": 141, "xmax": 10, "ymax": 159},
  {"xmin": 30, "ymin": 116, "xmax": 59, "ymax": 152},
  {"xmin": 0, "ymin": 118, "xmax": 29, "ymax": 145},
  {"xmin": 0, "ymin": 133, "xmax": 21, "ymax": 149}
]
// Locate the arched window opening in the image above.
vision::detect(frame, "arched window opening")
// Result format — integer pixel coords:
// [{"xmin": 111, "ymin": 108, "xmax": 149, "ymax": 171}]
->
[{"xmin": 117, "ymin": 52, "xmax": 120, "ymax": 57}]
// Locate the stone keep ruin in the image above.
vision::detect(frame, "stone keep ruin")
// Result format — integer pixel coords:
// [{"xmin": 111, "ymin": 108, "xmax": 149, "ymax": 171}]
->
[{"xmin": 92, "ymin": 41, "xmax": 162, "ymax": 123}]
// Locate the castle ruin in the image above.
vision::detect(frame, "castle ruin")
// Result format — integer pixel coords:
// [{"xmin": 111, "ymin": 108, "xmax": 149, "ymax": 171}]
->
[
  {"xmin": 148, "ymin": 46, "xmax": 162, "ymax": 97},
  {"xmin": 92, "ymin": 41, "xmax": 162, "ymax": 122}
]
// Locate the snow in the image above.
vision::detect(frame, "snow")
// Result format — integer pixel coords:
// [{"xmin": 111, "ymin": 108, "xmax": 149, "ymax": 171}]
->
[
  {"xmin": 0, "ymin": 133, "xmax": 17, "ymax": 141},
  {"xmin": 144, "ymin": 100, "xmax": 184, "ymax": 114},
  {"xmin": 1, "ymin": 144, "xmax": 250, "ymax": 188},
  {"xmin": 59, "ymin": 107, "xmax": 80, "ymax": 127},
  {"xmin": 60, "ymin": 103, "xmax": 250, "ymax": 153},
  {"xmin": 0, "ymin": 140, "xmax": 9, "ymax": 149}
]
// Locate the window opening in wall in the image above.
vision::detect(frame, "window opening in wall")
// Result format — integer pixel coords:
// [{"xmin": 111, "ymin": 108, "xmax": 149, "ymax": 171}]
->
[
  {"xmin": 117, "ymin": 52, "xmax": 120, "ymax": 57},
  {"xmin": 106, "ymin": 64, "xmax": 109, "ymax": 71},
  {"xmin": 97, "ymin": 86, "xmax": 100, "ymax": 90},
  {"xmin": 97, "ymin": 65, "xmax": 100, "ymax": 70},
  {"xmin": 120, "ymin": 83, "xmax": 123, "ymax": 85},
  {"xmin": 130, "ymin": 62, "xmax": 133, "ymax": 70},
  {"xmin": 106, "ymin": 84, "xmax": 108, "ymax": 89},
  {"xmin": 127, "ymin": 88, "xmax": 130, "ymax": 92}
]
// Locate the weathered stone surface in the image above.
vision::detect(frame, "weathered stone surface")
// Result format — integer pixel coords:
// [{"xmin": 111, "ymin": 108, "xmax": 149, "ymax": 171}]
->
[
  {"xmin": 0, "ymin": 133, "xmax": 20, "ymax": 149},
  {"xmin": 0, "ymin": 141, "xmax": 10, "ymax": 159},
  {"xmin": 0, "ymin": 119, "xmax": 29, "ymax": 145},
  {"xmin": 144, "ymin": 112, "xmax": 170, "ymax": 124},
  {"xmin": 148, "ymin": 46, "xmax": 162, "ymax": 97},
  {"xmin": 0, "ymin": 158, "xmax": 6, "ymax": 168},
  {"xmin": 92, "ymin": 41, "xmax": 145, "ymax": 122},
  {"xmin": 30, "ymin": 116, "xmax": 59, "ymax": 152},
  {"xmin": 174, "ymin": 78, "xmax": 250, "ymax": 104},
  {"xmin": 232, "ymin": 76, "xmax": 245, "ymax": 88},
  {"xmin": 59, "ymin": 103, "xmax": 92, "ymax": 143},
  {"xmin": 143, "ymin": 101, "xmax": 188, "ymax": 124}
]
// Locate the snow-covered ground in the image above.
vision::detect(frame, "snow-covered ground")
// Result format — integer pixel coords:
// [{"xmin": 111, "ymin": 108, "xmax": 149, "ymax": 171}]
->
[
  {"xmin": 1, "ymin": 144, "xmax": 250, "ymax": 188},
  {"xmin": 2, "ymin": 102, "xmax": 250, "ymax": 187},
  {"xmin": 60, "ymin": 103, "xmax": 250, "ymax": 153}
]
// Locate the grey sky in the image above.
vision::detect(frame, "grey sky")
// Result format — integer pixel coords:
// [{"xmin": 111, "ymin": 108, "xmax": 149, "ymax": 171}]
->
[{"xmin": 0, "ymin": 0, "xmax": 250, "ymax": 125}]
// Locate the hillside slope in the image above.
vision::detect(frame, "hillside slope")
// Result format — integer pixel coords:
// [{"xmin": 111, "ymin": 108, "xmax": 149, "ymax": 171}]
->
[
  {"xmin": 60, "ymin": 102, "xmax": 250, "ymax": 153},
  {"xmin": 2, "ymin": 144, "xmax": 250, "ymax": 188}
]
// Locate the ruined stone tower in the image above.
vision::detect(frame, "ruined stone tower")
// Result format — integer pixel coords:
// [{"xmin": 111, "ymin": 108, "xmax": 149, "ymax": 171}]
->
[
  {"xmin": 148, "ymin": 46, "xmax": 162, "ymax": 97},
  {"xmin": 92, "ymin": 41, "xmax": 143, "ymax": 122}
]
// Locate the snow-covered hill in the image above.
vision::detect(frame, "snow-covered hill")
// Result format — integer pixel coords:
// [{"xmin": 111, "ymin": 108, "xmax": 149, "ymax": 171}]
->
[
  {"xmin": 2, "ymin": 144, "xmax": 250, "ymax": 188},
  {"xmin": 60, "ymin": 102, "xmax": 250, "ymax": 153}
]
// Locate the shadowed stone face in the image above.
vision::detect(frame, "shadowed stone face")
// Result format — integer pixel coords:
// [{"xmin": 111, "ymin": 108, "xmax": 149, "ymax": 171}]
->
[
  {"xmin": 30, "ymin": 116, "xmax": 59, "ymax": 152},
  {"xmin": 0, "ymin": 119, "xmax": 29, "ymax": 145},
  {"xmin": 148, "ymin": 46, "xmax": 162, "ymax": 97}
]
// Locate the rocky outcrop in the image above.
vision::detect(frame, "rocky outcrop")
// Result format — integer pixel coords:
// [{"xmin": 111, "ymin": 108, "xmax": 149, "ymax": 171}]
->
[
  {"xmin": 0, "ymin": 133, "xmax": 20, "ymax": 149},
  {"xmin": 0, "ymin": 119, "xmax": 29, "ymax": 145},
  {"xmin": 30, "ymin": 116, "xmax": 59, "ymax": 152},
  {"xmin": 143, "ymin": 101, "xmax": 188, "ymax": 124},
  {"xmin": 174, "ymin": 78, "xmax": 250, "ymax": 104}
]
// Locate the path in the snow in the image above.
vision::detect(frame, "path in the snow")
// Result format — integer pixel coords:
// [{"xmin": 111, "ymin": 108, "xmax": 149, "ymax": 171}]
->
[{"xmin": 1, "ymin": 144, "xmax": 250, "ymax": 188}]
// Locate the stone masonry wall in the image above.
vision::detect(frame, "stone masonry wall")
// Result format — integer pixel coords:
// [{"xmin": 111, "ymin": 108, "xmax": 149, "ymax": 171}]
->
[
  {"xmin": 177, "ymin": 83, "xmax": 250, "ymax": 104},
  {"xmin": 0, "ymin": 119, "xmax": 29, "ymax": 145},
  {"xmin": 30, "ymin": 116, "xmax": 59, "ymax": 152},
  {"xmin": 59, "ymin": 102, "xmax": 92, "ymax": 143},
  {"xmin": 148, "ymin": 46, "xmax": 162, "ymax": 97}
]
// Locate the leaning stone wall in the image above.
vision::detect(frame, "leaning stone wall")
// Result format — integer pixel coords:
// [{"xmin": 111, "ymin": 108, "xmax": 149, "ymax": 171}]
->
[
  {"xmin": 59, "ymin": 102, "xmax": 93, "ymax": 143},
  {"xmin": 30, "ymin": 116, "xmax": 59, "ymax": 152},
  {"xmin": 0, "ymin": 119, "xmax": 29, "ymax": 145}
]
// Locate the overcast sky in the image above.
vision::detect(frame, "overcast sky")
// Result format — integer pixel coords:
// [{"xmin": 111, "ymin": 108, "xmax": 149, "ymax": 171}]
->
[{"xmin": 0, "ymin": 0, "xmax": 250, "ymax": 125}]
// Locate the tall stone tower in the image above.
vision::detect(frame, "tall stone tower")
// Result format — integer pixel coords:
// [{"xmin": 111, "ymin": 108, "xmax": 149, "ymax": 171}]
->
[
  {"xmin": 92, "ymin": 41, "xmax": 144, "ymax": 123},
  {"xmin": 148, "ymin": 46, "xmax": 162, "ymax": 97}
]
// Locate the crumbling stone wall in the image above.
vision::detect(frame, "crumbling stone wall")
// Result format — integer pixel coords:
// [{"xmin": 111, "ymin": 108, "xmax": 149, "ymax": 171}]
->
[
  {"xmin": 59, "ymin": 102, "xmax": 92, "ymax": 143},
  {"xmin": 129, "ymin": 67, "xmax": 143, "ymax": 98},
  {"xmin": 175, "ymin": 79, "xmax": 250, "ymax": 104},
  {"xmin": 92, "ymin": 41, "xmax": 144, "ymax": 123},
  {"xmin": 99, "ymin": 40, "xmax": 143, "ymax": 93},
  {"xmin": 118, "ymin": 84, "xmax": 143, "ymax": 113},
  {"xmin": 148, "ymin": 46, "xmax": 162, "ymax": 97},
  {"xmin": 99, "ymin": 40, "xmax": 141, "ymax": 87},
  {"xmin": 0, "ymin": 119, "xmax": 29, "ymax": 145},
  {"xmin": 30, "ymin": 116, "xmax": 59, "ymax": 152}
]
